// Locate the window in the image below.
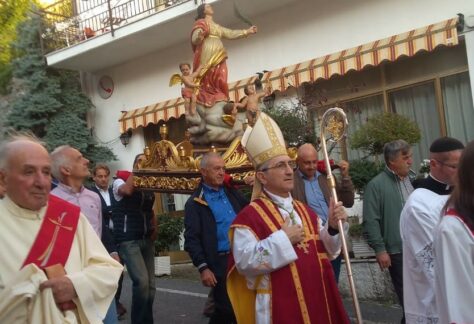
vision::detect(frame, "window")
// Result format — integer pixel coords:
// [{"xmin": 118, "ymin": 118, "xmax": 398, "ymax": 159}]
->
[
  {"xmin": 161, "ymin": 193, "xmax": 175, "ymax": 212},
  {"xmin": 344, "ymin": 95, "xmax": 385, "ymax": 161},
  {"xmin": 389, "ymin": 82, "xmax": 441, "ymax": 168},
  {"xmin": 441, "ymin": 71, "xmax": 474, "ymax": 143}
]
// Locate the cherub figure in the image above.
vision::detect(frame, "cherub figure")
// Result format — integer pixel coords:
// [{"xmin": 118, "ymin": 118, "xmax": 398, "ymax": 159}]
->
[
  {"xmin": 169, "ymin": 63, "xmax": 202, "ymax": 116},
  {"xmin": 235, "ymin": 83, "xmax": 270, "ymax": 126},
  {"xmin": 221, "ymin": 101, "xmax": 238, "ymax": 127}
]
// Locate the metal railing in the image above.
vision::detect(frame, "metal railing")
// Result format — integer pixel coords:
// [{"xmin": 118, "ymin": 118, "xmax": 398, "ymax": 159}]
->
[{"xmin": 40, "ymin": 0, "xmax": 194, "ymax": 54}]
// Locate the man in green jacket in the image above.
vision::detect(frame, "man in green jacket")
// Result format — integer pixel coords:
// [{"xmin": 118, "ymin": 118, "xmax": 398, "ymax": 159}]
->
[{"xmin": 363, "ymin": 139, "xmax": 414, "ymax": 324}]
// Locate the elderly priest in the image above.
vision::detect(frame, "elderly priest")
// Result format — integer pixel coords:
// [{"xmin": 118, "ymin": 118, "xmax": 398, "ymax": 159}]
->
[{"xmin": 0, "ymin": 135, "xmax": 123, "ymax": 324}]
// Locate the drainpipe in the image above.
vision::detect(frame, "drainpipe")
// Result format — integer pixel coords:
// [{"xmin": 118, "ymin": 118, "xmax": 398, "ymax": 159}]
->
[{"xmin": 107, "ymin": 0, "xmax": 115, "ymax": 37}]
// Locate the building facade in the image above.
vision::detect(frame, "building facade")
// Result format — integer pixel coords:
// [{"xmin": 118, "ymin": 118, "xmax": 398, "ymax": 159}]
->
[{"xmin": 44, "ymin": 0, "xmax": 474, "ymax": 184}]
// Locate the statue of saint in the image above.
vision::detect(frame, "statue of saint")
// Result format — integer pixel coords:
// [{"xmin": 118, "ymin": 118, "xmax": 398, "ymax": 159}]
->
[{"xmin": 191, "ymin": 3, "xmax": 257, "ymax": 108}]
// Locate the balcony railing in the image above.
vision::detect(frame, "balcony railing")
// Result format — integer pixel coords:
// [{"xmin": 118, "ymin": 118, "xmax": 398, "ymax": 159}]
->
[{"xmin": 40, "ymin": 0, "xmax": 195, "ymax": 54}]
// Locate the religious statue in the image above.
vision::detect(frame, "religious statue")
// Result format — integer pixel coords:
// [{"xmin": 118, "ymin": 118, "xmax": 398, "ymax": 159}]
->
[
  {"xmin": 191, "ymin": 3, "xmax": 257, "ymax": 107},
  {"xmin": 175, "ymin": 3, "xmax": 259, "ymax": 146}
]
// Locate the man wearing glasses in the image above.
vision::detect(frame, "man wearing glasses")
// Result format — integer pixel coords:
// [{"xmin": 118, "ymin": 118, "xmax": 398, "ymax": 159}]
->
[
  {"xmin": 184, "ymin": 152, "xmax": 248, "ymax": 323},
  {"xmin": 400, "ymin": 136, "xmax": 464, "ymax": 323},
  {"xmin": 227, "ymin": 113, "xmax": 349, "ymax": 324},
  {"xmin": 412, "ymin": 137, "xmax": 464, "ymax": 195}
]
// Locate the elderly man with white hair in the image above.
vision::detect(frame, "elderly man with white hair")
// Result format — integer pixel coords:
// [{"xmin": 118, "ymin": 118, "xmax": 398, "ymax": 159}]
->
[{"xmin": 0, "ymin": 134, "xmax": 122, "ymax": 323}]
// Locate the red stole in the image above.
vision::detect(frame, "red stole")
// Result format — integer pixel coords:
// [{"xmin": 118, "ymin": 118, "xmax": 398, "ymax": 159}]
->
[
  {"xmin": 445, "ymin": 208, "xmax": 474, "ymax": 235},
  {"xmin": 228, "ymin": 197, "xmax": 349, "ymax": 324},
  {"xmin": 22, "ymin": 195, "xmax": 80, "ymax": 269}
]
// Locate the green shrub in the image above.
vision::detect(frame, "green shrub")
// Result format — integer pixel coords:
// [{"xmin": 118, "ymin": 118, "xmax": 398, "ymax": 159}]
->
[
  {"xmin": 349, "ymin": 159, "xmax": 384, "ymax": 194},
  {"xmin": 349, "ymin": 223, "xmax": 364, "ymax": 238},
  {"xmin": 350, "ymin": 112, "xmax": 421, "ymax": 157},
  {"xmin": 155, "ymin": 212, "xmax": 184, "ymax": 255}
]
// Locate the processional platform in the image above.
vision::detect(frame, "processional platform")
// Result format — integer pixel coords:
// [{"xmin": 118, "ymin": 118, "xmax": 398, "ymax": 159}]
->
[{"xmin": 132, "ymin": 133, "xmax": 255, "ymax": 194}]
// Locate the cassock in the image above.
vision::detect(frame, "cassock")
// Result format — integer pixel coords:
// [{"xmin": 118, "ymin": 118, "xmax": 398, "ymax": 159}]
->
[
  {"xmin": 434, "ymin": 208, "xmax": 474, "ymax": 324},
  {"xmin": 0, "ymin": 195, "xmax": 123, "ymax": 324},
  {"xmin": 400, "ymin": 188, "xmax": 448, "ymax": 323},
  {"xmin": 227, "ymin": 191, "xmax": 349, "ymax": 324},
  {"xmin": 412, "ymin": 174, "xmax": 452, "ymax": 195}
]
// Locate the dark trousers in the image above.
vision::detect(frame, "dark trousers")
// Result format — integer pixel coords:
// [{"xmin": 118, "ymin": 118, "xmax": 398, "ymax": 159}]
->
[
  {"xmin": 209, "ymin": 255, "xmax": 236, "ymax": 324},
  {"xmin": 388, "ymin": 253, "xmax": 405, "ymax": 324},
  {"xmin": 115, "ymin": 261, "xmax": 125, "ymax": 303},
  {"xmin": 331, "ymin": 254, "xmax": 342, "ymax": 283}
]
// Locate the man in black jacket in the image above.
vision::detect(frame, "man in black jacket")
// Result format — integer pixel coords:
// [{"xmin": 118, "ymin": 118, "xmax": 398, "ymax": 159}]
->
[
  {"xmin": 184, "ymin": 153, "xmax": 248, "ymax": 324},
  {"xmin": 90, "ymin": 163, "xmax": 126, "ymax": 318}
]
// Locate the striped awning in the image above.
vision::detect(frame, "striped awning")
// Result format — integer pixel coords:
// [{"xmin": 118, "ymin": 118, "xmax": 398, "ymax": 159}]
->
[
  {"xmin": 119, "ymin": 17, "xmax": 458, "ymax": 133},
  {"xmin": 119, "ymin": 98, "xmax": 186, "ymax": 133},
  {"xmin": 261, "ymin": 17, "xmax": 458, "ymax": 92}
]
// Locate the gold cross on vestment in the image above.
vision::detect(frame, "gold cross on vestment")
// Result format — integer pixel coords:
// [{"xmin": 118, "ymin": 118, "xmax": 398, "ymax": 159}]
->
[
  {"xmin": 297, "ymin": 240, "xmax": 310, "ymax": 254},
  {"xmin": 49, "ymin": 216, "xmax": 73, "ymax": 231},
  {"xmin": 296, "ymin": 234, "xmax": 318, "ymax": 254},
  {"xmin": 38, "ymin": 212, "xmax": 71, "ymax": 266}
]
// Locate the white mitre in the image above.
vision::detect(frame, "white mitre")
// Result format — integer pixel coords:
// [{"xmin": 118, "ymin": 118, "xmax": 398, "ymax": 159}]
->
[{"xmin": 241, "ymin": 112, "xmax": 288, "ymax": 199}]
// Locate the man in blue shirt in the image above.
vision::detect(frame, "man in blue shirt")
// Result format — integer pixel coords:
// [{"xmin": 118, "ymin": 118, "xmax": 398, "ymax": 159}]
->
[
  {"xmin": 291, "ymin": 143, "xmax": 355, "ymax": 282},
  {"xmin": 184, "ymin": 153, "xmax": 248, "ymax": 323}
]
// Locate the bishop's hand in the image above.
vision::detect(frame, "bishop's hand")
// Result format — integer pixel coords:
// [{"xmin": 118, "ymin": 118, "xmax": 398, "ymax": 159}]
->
[
  {"xmin": 328, "ymin": 198, "xmax": 347, "ymax": 230},
  {"xmin": 281, "ymin": 217, "xmax": 304, "ymax": 245}
]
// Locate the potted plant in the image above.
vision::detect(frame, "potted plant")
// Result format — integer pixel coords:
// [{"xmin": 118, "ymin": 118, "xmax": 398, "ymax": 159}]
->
[
  {"xmin": 348, "ymin": 159, "xmax": 384, "ymax": 197},
  {"xmin": 348, "ymin": 222, "xmax": 375, "ymax": 259},
  {"xmin": 350, "ymin": 112, "xmax": 421, "ymax": 159},
  {"xmin": 154, "ymin": 212, "xmax": 184, "ymax": 276}
]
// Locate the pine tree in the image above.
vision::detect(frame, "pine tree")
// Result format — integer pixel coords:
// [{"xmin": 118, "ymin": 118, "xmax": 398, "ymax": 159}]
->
[{"xmin": 6, "ymin": 12, "xmax": 116, "ymax": 165}]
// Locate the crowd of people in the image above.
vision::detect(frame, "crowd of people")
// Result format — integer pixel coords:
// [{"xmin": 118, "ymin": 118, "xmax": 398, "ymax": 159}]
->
[
  {"xmin": 0, "ymin": 117, "xmax": 473, "ymax": 324},
  {"xmin": 1, "ymin": 2, "xmax": 472, "ymax": 323}
]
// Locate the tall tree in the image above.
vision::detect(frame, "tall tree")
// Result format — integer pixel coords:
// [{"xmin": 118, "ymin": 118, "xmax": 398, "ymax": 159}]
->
[
  {"xmin": 6, "ymin": 12, "xmax": 116, "ymax": 164},
  {"xmin": 0, "ymin": 0, "xmax": 31, "ymax": 65},
  {"xmin": 0, "ymin": 0, "xmax": 31, "ymax": 95}
]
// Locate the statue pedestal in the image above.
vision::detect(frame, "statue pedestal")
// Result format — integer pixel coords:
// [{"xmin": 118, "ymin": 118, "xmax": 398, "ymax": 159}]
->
[
  {"xmin": 186, "ymin": 101, "xmax": 246, "ymax": 146},
  {"xmin": 133, "ymin": 136, "xmax": 254, "ymax": 193}
]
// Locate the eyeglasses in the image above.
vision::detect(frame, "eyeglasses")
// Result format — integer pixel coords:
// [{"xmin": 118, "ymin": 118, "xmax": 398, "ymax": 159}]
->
[
  {"xmin": 260, "ymin": 160, "xmax": 296, "ymax": 172},
  {"xmin": 433, "ymin": 159, "xmax": 458, "ymax": 170}
]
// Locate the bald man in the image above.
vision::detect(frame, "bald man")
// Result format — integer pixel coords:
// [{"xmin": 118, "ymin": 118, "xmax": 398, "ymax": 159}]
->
[
  {"xmin": 0, "ymin": 135, "xmax": 122, "ymax": 323},
  {"xmin": 291, "ymin": 143, "xmax": 354, "ymax": 282}
]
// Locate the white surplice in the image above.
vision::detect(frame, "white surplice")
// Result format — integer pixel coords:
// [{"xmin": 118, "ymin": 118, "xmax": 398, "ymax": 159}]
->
[
  {"xmin": 232, "ymin": 191, "xmax": 347, "ymax": 324},
  {"xmin": 400, "ymin": 188, "xmax": 448, "ymax": 324},
  {"xmin": 434, "ymin": 211, "xmax": 474, "ymax": 324},
  {"xmin": 0, "ymin": 195, "xmax": 123, "ymax": 324}
]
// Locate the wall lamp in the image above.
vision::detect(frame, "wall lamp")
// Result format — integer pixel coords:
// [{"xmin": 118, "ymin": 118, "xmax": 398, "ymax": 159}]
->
[{"xmin": 120, "ymin": 129, "xmax": 132, "ymax": 147}]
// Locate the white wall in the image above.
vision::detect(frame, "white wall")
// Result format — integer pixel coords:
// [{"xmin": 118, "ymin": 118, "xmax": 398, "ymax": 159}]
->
[{"xmin": 86, "ymin": 0, "xmax": 474, "ymax": 169}]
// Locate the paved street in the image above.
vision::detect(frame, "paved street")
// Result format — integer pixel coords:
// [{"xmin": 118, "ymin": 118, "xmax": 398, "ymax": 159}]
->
[{"xmin": 118, "ymin": 264, "xmax": 403, "ymax": 324}]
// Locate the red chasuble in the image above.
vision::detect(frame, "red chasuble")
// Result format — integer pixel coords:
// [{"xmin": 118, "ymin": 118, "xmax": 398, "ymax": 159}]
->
[
  {"xmin": 22, "ymin": 195, "xmax": 80, "ymax": 269},
  {"xmin": 227, "ymin": 197, "xmax": 349, "ymax": 324}
]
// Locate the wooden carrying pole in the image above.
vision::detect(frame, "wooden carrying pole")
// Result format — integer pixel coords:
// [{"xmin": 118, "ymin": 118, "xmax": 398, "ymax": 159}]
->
[{"xmin": 319, "ymin": 107, "xmax": 363, "ymax": 323}]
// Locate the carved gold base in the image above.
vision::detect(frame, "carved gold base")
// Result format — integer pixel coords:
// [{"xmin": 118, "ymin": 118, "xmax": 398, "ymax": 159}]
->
[{"xmin": 133, "ymin": 136, "xmax": 255, "ymax": 193}]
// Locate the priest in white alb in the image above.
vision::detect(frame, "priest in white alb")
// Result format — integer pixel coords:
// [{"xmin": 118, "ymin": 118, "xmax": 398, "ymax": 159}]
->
[
  {"xmin": 400, "ymin": 188, "xmax": 448, "ymax": 323},
  {"xmin": 227, "ymin": 113, "xmax": 349, "ymax": 324},
  {"xmin": 0, "ymin": 135, "xmax": 123, "ymax": 324},
  {"xmin": 434, "ymin": 140, "xmax": 474, "ymax": 324}
]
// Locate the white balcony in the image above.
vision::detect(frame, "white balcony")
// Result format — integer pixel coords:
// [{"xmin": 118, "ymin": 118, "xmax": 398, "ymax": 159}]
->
[{"xmin": 44, "ymin": 0, "xmax": 297, "ymax": 72}]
